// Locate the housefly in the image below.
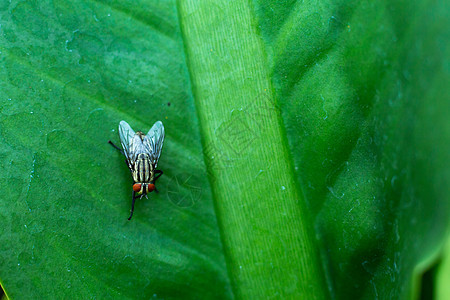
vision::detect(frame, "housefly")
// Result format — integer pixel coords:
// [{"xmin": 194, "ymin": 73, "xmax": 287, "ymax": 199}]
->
[{"xmin": 109, "ymin": 120, "xmax": 165, "ymax": 220}]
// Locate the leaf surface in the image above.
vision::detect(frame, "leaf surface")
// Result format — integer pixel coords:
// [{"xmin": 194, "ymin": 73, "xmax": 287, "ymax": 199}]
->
[{"xmin": 0, "ymin": 0, "xmax": 449, "ymax": 299}]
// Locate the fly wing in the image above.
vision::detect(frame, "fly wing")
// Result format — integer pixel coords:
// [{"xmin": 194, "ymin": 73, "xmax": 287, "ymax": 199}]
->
[
  {"xmin": 118, "ymin": 120, "xmax": 137, "ymax": 162},
  {"xmin": 143, "ymin": 121, "xmax": 165, "ymax": 166}
]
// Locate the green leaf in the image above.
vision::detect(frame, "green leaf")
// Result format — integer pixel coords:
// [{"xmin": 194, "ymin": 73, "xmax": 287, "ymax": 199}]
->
[
  {"xmin": 436, "ymin": 237, "xmax": 450, "ymax": 300},
  {"xmin": 0, "ymin": 0, "xmax": 448, "ymax": 299},
  {"xmin": 0, "ymin": 0, "xmax": 230, "ymax": 298},
  {"xmin": 253, "ymin": 0, "xmax": 450, "ymax": 298}
]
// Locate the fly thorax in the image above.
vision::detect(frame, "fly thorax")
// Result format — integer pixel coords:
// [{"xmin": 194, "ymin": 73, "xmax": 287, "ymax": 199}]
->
[{"xmin": 132, "ymin": 153, "xmax": 153, "ymax": 183}]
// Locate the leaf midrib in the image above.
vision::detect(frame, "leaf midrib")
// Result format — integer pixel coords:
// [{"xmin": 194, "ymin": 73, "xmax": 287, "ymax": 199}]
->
[{"xmin": 176, "ymin": 0, "xmax": 328, "ymax": 298}]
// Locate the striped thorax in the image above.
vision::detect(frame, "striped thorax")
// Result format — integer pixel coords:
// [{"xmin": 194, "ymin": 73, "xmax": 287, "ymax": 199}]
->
[{"xmin": 132, "ymin": 152, "xmax": 155, "ymax": 184}]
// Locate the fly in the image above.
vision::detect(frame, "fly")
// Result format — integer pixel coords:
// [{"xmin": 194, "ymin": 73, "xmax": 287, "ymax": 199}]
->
[{"xmin": 109, "ymin": 120, "xmax": 165, "ymax": 220}]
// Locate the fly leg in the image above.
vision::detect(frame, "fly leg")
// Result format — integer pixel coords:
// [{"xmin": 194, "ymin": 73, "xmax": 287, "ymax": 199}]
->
[
  {"xmin": 128, "ymin": 191, "xmax": 136, "ymax": 220},
  {"xmin": 153, "ymin": 170, "xmax": 163, "ymax": 193},
  {"xmin": 154, "ymin": 170, "xmax": 163, "ymax": 181},
  {"xmin": 108, "ymin": 140, "xmax": 125, "ymax": 156}
]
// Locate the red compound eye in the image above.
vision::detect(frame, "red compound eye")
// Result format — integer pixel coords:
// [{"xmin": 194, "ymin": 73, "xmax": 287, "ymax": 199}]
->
[
  {"xmin": 147, "ymin": 184, "xmax": 156, "ymax": 192},
  {"xmin": 133, "ymin": 184, "xmax": 142, "ymax": 192}
]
